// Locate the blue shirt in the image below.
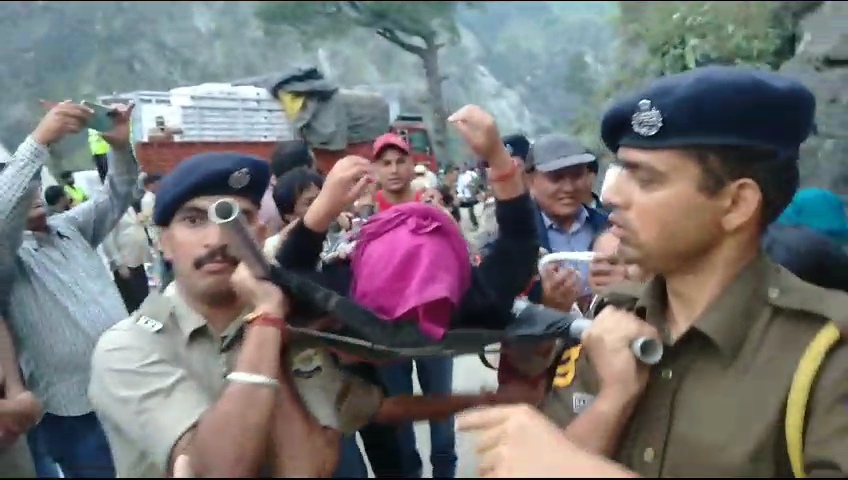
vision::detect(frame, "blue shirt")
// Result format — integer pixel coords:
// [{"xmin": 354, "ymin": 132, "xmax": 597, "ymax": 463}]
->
[{"xmin": 541, "ymin": 207, "xmax": 595, "ymax": 296}]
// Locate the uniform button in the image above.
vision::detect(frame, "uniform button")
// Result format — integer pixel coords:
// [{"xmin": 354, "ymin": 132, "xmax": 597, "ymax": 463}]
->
[
  {"xmin": 643, "ymin": 447, "xmax": 655, "ymax": 463},
  {"xmin": 661, "ymin": 369, "xmax": 673, "ymax": 380},
  {"xmin": 768, "ymin": 287, "xmax": 780, "ymax": 299}
]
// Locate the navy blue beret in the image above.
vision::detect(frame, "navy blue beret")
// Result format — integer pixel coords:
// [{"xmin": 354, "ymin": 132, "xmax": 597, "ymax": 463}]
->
[
  {"xmin": 763, "ymin": 224, "xmax": 848, "ymax": 293},
  {"xmin": 153, "ymin": 152, "xmax": 271, "ymax": 226},
  {"xmin": 601, "ymin": 66, "xmax": 816, "ymax": 157},
  {"xmin": 502, "ymin": 133, "xmax": 531, "ymax": 161}
]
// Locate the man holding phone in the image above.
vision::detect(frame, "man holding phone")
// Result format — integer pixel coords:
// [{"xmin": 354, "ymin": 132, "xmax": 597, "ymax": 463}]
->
[{"xmin": 1, "ymin": 100, "xmax": 137, "ymax": 478}]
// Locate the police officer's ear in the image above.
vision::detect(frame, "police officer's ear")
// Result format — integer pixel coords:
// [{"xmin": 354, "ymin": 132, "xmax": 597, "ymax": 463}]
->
[
  {"xmin": 716, "ymin": 177, "xmax": 762, "ymax": 233},
  {"xmin": 690, "ymin": 149, "xmax": 765, "ymax": 234}
]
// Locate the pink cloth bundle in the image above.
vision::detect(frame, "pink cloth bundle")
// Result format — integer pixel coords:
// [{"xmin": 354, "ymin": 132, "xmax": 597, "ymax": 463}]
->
[{"xmin": 350, "ymin": 202, "xmax": 472, "ymax": 340}]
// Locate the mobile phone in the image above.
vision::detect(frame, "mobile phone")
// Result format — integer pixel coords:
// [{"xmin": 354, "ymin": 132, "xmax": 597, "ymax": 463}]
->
[{"xmin": 81, "ymin": 101, "xmax": 116, "ymax": 132}]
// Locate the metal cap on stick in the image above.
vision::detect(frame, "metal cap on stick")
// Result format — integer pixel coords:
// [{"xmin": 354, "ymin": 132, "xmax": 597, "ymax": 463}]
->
[{"xmin": 207, "ymin": 198, "xmax": 271, "ymax": 280}]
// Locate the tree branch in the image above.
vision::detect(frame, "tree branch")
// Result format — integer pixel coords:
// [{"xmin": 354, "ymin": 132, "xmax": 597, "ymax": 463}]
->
[
  {"xmin": 341, "ymin": 0, "xmax": 437, "ymax": 44},
  {"xmin": 376, "ymin": 28, "xmax": 425, "ymax": 55}
]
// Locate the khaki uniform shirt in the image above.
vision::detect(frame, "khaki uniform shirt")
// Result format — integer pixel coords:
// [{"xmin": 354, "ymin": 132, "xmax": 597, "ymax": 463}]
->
[
  {"xmin": 541, "ymin": 254, "xmax": 848, "ymax": 477},
  {"xmin": 88, "ymin": 288, "xmax": 383, "ymax": 478}
]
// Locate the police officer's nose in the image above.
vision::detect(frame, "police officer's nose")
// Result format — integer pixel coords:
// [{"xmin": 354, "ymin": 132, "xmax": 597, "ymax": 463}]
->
[
  {"xmin": 600, "ymin": 164, "xmax": 624, "ymax": 208},
  {"xmin": 201, "ymin": 222, "xmax": 228, "ymax": 250}
]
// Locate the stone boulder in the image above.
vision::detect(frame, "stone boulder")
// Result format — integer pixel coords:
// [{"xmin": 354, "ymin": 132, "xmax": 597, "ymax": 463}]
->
[{"xmin": 780, "ymin": 1, "xmax": 848, "ymax": 192}]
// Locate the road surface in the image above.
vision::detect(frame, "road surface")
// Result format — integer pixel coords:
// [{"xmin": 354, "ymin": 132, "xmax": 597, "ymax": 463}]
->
[
  {"xmin": 356, "ymin": 354, "xmax": 500, "ymax": 478},
  {"xmin": 413, "ymin": 354, "xmax": 500, "ymax": 478}
]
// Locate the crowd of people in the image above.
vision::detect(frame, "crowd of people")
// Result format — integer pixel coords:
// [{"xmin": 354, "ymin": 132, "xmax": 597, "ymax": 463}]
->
[{"xmin": 1, "ymin": 64, "xmax": 848, "ymax": 479}]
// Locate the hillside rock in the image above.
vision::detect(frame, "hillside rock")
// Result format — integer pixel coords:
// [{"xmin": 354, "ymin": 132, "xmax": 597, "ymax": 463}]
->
[
  {"xmin": 0, "ymin": 1, "xmax": 615, "ymax": 169},
  {"xmin": 780, "ymin": 1, "xmax": 848, "ymax": 191}
]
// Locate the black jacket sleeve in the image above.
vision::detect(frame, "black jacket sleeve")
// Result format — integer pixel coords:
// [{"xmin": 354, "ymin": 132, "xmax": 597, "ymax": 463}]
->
[
  {"xmin": 275, "ymin": 220, "xmax": 326, "ymax": 270},
  {"xmin": 476, "ymin": 193, "xmax": 540, "ymax": 302}
]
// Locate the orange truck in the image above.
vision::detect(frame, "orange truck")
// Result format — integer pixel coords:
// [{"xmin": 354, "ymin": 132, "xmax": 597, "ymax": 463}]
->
[{"xmin": 100, "ymin": 76, "xmax": 437, "ymax": 175}]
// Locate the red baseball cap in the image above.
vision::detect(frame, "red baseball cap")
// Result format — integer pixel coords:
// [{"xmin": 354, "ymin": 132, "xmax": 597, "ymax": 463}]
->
[{"xmin": 372, "ymin": 133, "xmax": 410, "ymax": 159}]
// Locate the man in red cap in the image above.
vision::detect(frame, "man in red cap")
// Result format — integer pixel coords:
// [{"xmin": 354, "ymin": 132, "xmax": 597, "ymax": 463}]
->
[
  {"xmin": 369, "ymin": 132, "xmax": 457, "ymax": 477},
  {"xmin": 371, "ymin": 133, "xmax": 423, "ymax": 212}
]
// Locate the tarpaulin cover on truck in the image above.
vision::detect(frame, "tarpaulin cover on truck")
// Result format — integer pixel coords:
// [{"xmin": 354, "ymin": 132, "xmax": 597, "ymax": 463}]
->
[{"xmin": 266, "ymin": 66, "xmax": 390, "ymax": 151}]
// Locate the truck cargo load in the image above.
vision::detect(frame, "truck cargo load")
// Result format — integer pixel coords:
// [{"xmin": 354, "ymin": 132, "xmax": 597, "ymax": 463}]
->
[
  {"xmin": 99, "ymin": 66, "xmax": 436, "ymax": 175},
  {"xmin": 260, "ymin": 66, "xmax": 391, "ymax": 151},
  {"xmin": 100, "ymin": 86, "xmax": 294, "ymax": 143}
]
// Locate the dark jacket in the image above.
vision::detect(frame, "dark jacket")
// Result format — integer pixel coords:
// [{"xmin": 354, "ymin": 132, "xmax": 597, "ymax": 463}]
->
[
  {"xmin": 763, "ymin": 223, "xmax": 848, "ymax": 293},
  {"xmin": 276, "ymin": 193, "xmax": 541, "ymax": 332},
  {"xmin": 526, "ymin": 203, "xmax": 609, "ymax": 303}
]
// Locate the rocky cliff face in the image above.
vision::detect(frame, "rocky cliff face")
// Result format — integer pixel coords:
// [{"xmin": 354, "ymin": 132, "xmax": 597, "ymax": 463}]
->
[
  {"xmin": 780, "ymin": 1, "xmax": 848, "ymax": 192},
  {"xmin": 0, "ymin": 1, "xmax": 614, "ymax": 169}
]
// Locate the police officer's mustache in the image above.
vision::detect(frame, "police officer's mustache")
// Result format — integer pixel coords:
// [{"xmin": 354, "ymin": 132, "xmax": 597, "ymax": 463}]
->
[{"xmin": 193, "ymin": 246, "xmax": 239, "ymax": 270}]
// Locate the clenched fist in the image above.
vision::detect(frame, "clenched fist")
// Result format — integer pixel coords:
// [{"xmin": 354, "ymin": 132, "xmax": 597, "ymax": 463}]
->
[
  {"xmin": 458, "ymin": 404, "xmax": 638, "ymax": 478},
  {"xmin": 448, "ymin": 105, "xmax": 508, "ymax": 168},
  {"xmin": 581, "ymin": 307, "xmax": 659, "ymax": 399},
  {"xmin": 307, "ymin": 156, "xmax": 373, "ymax": 231}
]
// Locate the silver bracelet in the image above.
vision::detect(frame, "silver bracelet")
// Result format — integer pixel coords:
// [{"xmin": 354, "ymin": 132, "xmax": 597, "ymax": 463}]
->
[{"xmin": 225, "ymin": 371, "xmax": 280, "ymax": 389}]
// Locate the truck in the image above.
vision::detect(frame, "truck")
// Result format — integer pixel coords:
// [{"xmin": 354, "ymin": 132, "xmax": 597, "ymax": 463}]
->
[{"xmin": 98, "ymin": 67, "xmax": 438, "ymax": 175}]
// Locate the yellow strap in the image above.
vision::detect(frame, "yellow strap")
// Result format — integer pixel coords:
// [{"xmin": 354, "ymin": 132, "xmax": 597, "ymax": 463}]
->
[
  {"xmin": 278, "ymin": 93, "xmax": 306, "ymax": 121},
  {"xmin": 785, "ymin": 322, "xmax": 841, "ymax": 478}
]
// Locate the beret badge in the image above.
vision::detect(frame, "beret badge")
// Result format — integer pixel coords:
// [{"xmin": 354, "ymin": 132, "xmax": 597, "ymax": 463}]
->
[
  {"xmin": 631, "ymin": 99, "xmax": 663, "ymax": 137},
  {"xmin": 228, "ymin": 168, "xmax": 251, "ymax": 189}
]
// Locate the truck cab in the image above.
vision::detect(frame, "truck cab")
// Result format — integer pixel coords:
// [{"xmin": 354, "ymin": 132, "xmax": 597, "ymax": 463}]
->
[{"xmin": 391, "ymin": 114, "xmax": 438, "ymax": 172}]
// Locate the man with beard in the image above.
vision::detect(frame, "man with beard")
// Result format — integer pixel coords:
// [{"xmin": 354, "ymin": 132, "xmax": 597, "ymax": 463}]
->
[{"xmin": 540, "ymin": 66, "xmax": 848, "ymax": 477}]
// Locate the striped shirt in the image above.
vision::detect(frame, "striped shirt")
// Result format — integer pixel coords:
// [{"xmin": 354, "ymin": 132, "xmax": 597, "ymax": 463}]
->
[{"xmin": 0, "ymin": 137, "xmax": 138, "ymax": 416}]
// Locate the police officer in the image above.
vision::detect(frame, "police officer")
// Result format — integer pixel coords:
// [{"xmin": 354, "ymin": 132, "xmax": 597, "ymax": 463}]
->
[
  {"xmin": 89, "ymin": 152, "xmax": 518, "ymax": 478},
  {"xmin": 88, "ymin": 153, "xmax": 378, "ymax": 477},
  {"xmin": 539, "ymin": 66, "xmax": 848, "ymax": 477}
]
